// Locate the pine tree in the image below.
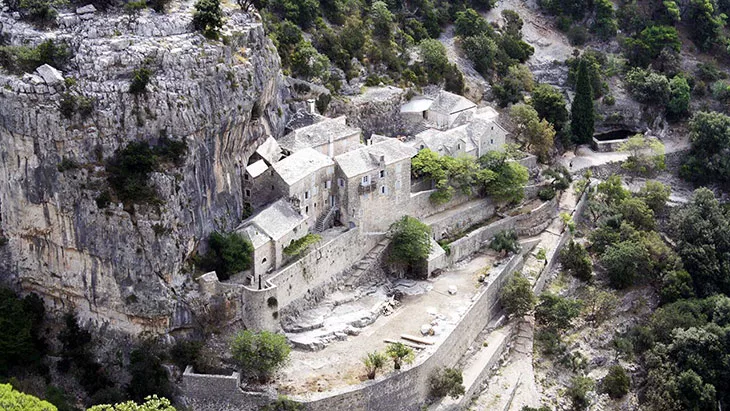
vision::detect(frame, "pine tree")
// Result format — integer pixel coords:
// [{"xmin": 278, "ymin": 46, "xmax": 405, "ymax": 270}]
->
[{"xmin": 571, "ymin": 58, "xmax": 595, "ymax": 144}]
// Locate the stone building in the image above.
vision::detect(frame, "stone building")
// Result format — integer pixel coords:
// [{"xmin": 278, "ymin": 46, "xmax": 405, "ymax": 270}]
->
[
  {"xmin": 400, "ymin": 90, "xmax": 477, "ymax": 130},
  {"xmin": 334, "ymin": 139, "xmax": 418, "ymax": 233},
  {"xmin": 237, "ymin": 199, "xmax": 308, "ymax": 276},
  {"xmin": 279, "ymin": 116, "xmax": 362, "ymax": 157}
]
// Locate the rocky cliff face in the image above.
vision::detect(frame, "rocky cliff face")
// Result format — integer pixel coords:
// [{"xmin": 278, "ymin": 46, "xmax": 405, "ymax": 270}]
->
[{"xmin": 0, "ymin": 2, "xmax": 286, "ymax": 333}]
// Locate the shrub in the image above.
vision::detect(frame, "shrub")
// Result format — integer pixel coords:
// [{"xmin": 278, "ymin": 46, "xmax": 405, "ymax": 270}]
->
[
  {"xmin": 261, "ymin": 396, "xmax": 303, "ymax": 411},
  {"xmin": 500, "ymin": 272, "xmax": 536, "ymax": 317},
  {"xmin": 567, "ymin": 376, "xmax": 594, "ymax": 410},
  {"xmin": 490, "ymin": 229, "xmax": 520, "ymax": 255},
  {"xmin": 124, "ymin": 0, "xmax": 147, "ymax": 13},
  {"xmin": 537, "ymin": 187, "xmax": 555, "ymax": 201},
  {"xmin": 602, "ymin": 365, "xmax": 630, "ymax": 398},
  {"xmin": 57, "ymin": 156, "xmax": 79, "ymax": 172},
  {"xmin": 0, "ymin": 40, "xmax": 69, "ymax": 75},
  {"xmin": 389, "ymin": 216, "xmax": 431, "ymax": 275},
  {"xmin": 535, "ymin": 292, "xmax": 582, "ymax": 331},
  {"xmin": 193, "ymin": 0, "xmax": 224, "ymax": 39},
  {"xmin": 148, "ymin": 0, "xmax": 171, "ymax": 12},
  {"xmin": 198, "ymin": 232, "xmax": 253, "ymax": 280},
  {"xmin": 560, "ymin": 240, "xmax": 592, "ymax": 281},
  {"xmin": 429, "ymin": 367, "xmax": 465, "ymax": 399},
  {"xmin": 362, "ymin": 351, "xmax": 387, "ymax": 379},
  {"xmin": 0, "ymin": 384, "xmax": 57, "ymax": 411},
  {"xmin": 231, "ymin": 330, "xmax": 290, "ymax": 382},
  {"xmin": 88, "ymin": 396, "xmax": 175, "ymax": 411},
  {"xmin": 386, "ymin": 343, "xmax": 414, "ymax": 370},
  {"xmin": 567, "ymin": 25, "xmax": 589, "ymax": 46},
  {"xmin": 127, "ymin": 346, "xmax": 173, "ymax": 402},
  {"xmin": 624, "ymin": 68, "xmax": 670, "ymax": 104},
  {"xmin": 283, "ymin": 234, "xmax": 321, "ymax": 258},
  {"xmin": 129, "ymin": 67, "xmax": 152, "ymax": 94},
  {"xmin": 601, "ymin": 240, "xmax": 650, "ymax": 289},
  {"xmin": 169, "ymin": 340, "xmax": 203, "ymax": 370}
]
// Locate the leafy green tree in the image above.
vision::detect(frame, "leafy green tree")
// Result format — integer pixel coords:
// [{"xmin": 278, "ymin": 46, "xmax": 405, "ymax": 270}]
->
[
  {"xmin": 686, "ymin": 0, "xmax": 725, "ymax": 51},
  {"xmin": 595, "ymin": 175, "xmax": 629, "ymax": 206},
  {"xmin": 510, "ymin": 104, "xmax": 555, "ymax": 163},
  {"xmin": 682, "ymin": 111, "xmax": 730, "ymax": 184},
  {"xmin": 386, "ymin": 343, "xmax": 414, "ymax": 370},
  {"xmin": 87, "ymin": 396, "xmax": 175, "ymax": 411},
  {"xmin": 639, "ymin": 180, "xmax": 671, "ymax": 213},
  {"xmin": 602, "ymin": 365, "xmax": 630, "ymax": 398},
  {"xmin": 478, "ymin": 151, "xmax": 529, "ymax": 203},
  {"xmin": 429, "ymin": 368, "xmax": 465, "ymax": 399},
  {"xmin": 290, "ymin": 41, "xmax": 330, "ymax": 82},
  {"xmin": 500, "ymin": 272, "xmax": 537, "ymax": 317},
  {"xmin": 671, "ymin": 188, "xmax": 730, "ymax": 296},
  {"xmin": 230, "ymin": 330, "xmax": 291, "ymax": 382},
  {"xmin": 601, "ymin": 240, "xmax": 650, "ymax": 289},
  {"xmin": 193, "ymin": 0, "xmax": 224, "ymax": 39},
  {"xmin": 535, "ymin": 293, "xmax": 582, "ymax": 331},
  {"xmin": 0, "ymin": 288, "xmax": 45, "ymax": 376},
  {"xmin": 363, "ymin": 351, "xmax": 387, "ymax": 379},
  {"xmin": 490, "ymin": 229, "xmax": 520, "ymax": 255},
  {"xmin": 531, "ymin": 83, "xmax": 568, "ymax": 135},
  {"xmin": 370, "ymin": 1, "xmax": 394, "ymax": 39},
  {"xmin": 461, "ymin": 34, "xmax": 497, "ymax": 76},
  {"xmin": 419, "ymin": 39, "xmax": 449, "ymax": 82},
  {"xmin": 389, "ymin": 216, "xmax": 432, "ymax": 275},
  {"xmin": 567, "ymin": 376, "xmax": 594, "ymax": 410},
  {"xmin": 493, "ymin": 64, "xmax": 533, "ymax": 106},
  {"xmin": 592, "ymin": 0, "xmax": 617, "ymax": 39},
  {"xmin": 584, "ymin": 287, "xmax": 618, "ymax": 326},
  {"xmin": 199, "ymin": 232, "xmax": 253, "ymax": 280},
  {"xmin": 667, "ymin": 75, "xmax": 690, "ymax": 118},
  {"xmin": 571, "ymin": 58, "xmax": 595, "ymax": 144},
  {"xmin": 454, "ymin": 8, "xmax": 490, "ymax": 37},
  {"xmin": 624, "ymin": 68, "xmax": 670, "ymax": 104},
  {"xmin": 660, "ymin": 270, "xmax": 695, "ymax": 304},
  {"xmin": 618, "ymin": 197, "xmax": 656, "ymax": 231},
  {"xmin": 623, "ymin": 25, "xmax": 680, "ymax": 67},
  {"xmin": 560, "ymin": 240, "xmax": 592, "ymax": 281},
  {"xmin": 0, "ymin": 384, "xmax": 57, "ymax": 411},
  {"xmin": 502, "ymin": 9, "xmax": 524, "ymax": 37}
]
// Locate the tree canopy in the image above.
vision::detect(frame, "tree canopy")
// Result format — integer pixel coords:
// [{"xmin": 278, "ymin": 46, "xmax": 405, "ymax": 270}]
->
[
  {"xmin": 389, "ymin": 216, "xmax": 432, "ymax": 274},
  {"xmin": 571, "ymin": 58, "xmax": 595, "ymax": 144},
  {"xmin": 230, "ymin": 330, "xmax": 291, "ymax": 382},
  {"xmin": 0, "ymin": 384, "xmax": 57, "ymax": 411}
]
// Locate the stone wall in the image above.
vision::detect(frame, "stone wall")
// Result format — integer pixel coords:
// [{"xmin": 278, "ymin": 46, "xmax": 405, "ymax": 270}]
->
[
  {"xmin": 407, "ymin": 190, "xmax": 474, "ymax": 220},
  {"xmin": 447, "ymin": 198, "xmax": 558, "ymax": 264},
  {"xmin": 591, "ymin": 137, "xmax": 627, "ymax": 152},
  {"xmin": 183, "ymin": 251, "xmax": 529, "ymax": 410},
  {"xmin": 427, "ymin": 198, "xmax": 495, "ymax": 241}
]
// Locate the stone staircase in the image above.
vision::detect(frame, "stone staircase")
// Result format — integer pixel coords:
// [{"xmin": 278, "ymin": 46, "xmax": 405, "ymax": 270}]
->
[
  {"xmin": 344, "ymin": 238, "xmax": 390, "ymax": 289},
  {"xmin": 314, "ymin": 205, "xmax": 338, "ymax": 232}
]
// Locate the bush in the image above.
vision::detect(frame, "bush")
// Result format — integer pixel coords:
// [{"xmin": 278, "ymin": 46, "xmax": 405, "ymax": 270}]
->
[
  {"xmin": 169, "ymin": 340, "xmax": 203, "ymax": 371},
  {"xmin": 198, "ymin": 232, "xmax": 253, "ymax": 280},
  {"xmin": 129, "ymin": 68, "xmax": 152, "ymax": 94},
  {"xmin": 538, "ymin": 187, "xmax": 556, "ymax": 202},
  {"xmin": 88, "ymin": 396, "xmax": 175, "ymax": 411},
  {"xmin": 231, "ymin": 330, "xmax": 290, "ymax": 382},
  {"xmin": 567, "ymin": 376, "xmax": 594, "ymax": 410},
  {"xmin": 560, "ymin": 240, "xmax": 592, "ymax": 281},
  {"xmin": 490, "ymin": 229, "xmax": 520, "ymax": 255},
  {"xmin": 362, "ymin": 351, "xmax": 387, "ymax": 379},
  {"xmin": 500, "ymin": 272, "xmax": 536, "ymax": 317},
  {"xmin": 535, "ymin": 292, "xmax": 582, "ymax": 331},
  {"xmin": 127, "ymin": 346, "xmax": 173, "ymax": 402},
  {"xmin": 261, "ymin": 396, "xmax": 303, "ymax": 411},
  {"xmin": 389, "ymin": 216, "xmax": 431, "ymax": 275},
  {"xmin": 567, "ymin": 25, "xmax": 589, "ymax": 46},
  {"xmin": 0, "ymin": 40, "xmax": 69, "ymax": 75},
  {"xmin": 193, "ymin": 0, "xmax": 224, "ymax": 39},
  {"xmin": 282, "ymin": 234, "xmax": 321, "ymax": 258},
  {"xmin": 386, "ymin": 343, "xmax": 414, "ymax": 370},
  {"xmin": 0, "ymin": 383, "xmax": 57, "ymax": 410},
  {"xmin": 429, "ymin": 367, "xmax": 465, "ymax": 399},
  {"xmin": 602, "ymin": 365, "xmax": 630, "ymax": 398},
  {"xmin": 624, "ymin": 68, "xmax": 670, "ymax": 104},
  {"xmin": 57, "ymin": 156, "xmax": 79, "ymax": 172}
]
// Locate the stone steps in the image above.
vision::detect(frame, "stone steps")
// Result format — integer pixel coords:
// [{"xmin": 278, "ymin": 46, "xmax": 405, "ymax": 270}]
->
[{"xmin": 344, "ymin": 240, "xmax": 389, "ymax": 289}]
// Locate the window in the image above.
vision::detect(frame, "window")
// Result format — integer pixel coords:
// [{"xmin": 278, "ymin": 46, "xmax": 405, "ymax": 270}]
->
[
  {"xmin": 305, "ymin": 205, "xmax": 309, "ymax": 213},
  {"xmin": 245, "ymin": 189, "xmax": 251, "ymax": 197},
  {"xmin": 244, "ymin": 173, "xmax": 249, "ymax": 181},
  {"xmin": 271, "ymin": 185, "xmax": 275, "ymax": 191},
  {"xmin": 381, "ymin": 186, "xmax": 387, "ymax": 195},
  {"xmin": 362, "ymin": 175, "xmax": 370, "ymax": 185},
  {"xmin": 457, "ymin": 143, "xmax": 461, "ymax": 150},
  {"xmin": 305, "ymin": 191, "xmax": 310, "ymax": 199},
  {"xmin": 325, "ymin": 180, "xmax": 331, "ymax": 189},
  {"xmin": 420, "ymin": 144, "xmax": 425, "ymax": 149},
  {"xmin": 262, "ymin": 258, "xmax": 267, "ymax": 264},
  {"xmin": 314, "ymin": 203, "xmax": 317, "ymax": 208},
  {"xmin": 338, "ymin": 178, "xmax": 345, "ymax": 187},
  {"xmin": 379, "ymin": 170, "xmax": 385, "ymax": 178},
  {"xmin": 490, "ymin": 139, "xmax": 494, "ymax": 144}
]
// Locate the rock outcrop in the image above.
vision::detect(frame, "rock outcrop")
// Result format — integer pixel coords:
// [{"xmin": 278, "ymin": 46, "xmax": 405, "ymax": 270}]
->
[{"xmin": 0, "ymin": 3, "xmax": 286, "ymax": 333}]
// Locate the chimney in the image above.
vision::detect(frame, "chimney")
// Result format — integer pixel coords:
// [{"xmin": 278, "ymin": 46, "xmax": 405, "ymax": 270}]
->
[{"xmin": 307, "ymin": 99, "xmax": 316, "ymax": 114}]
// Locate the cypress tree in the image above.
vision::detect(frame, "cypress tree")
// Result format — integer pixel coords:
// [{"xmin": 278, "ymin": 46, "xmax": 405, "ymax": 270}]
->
[{"xmin": 571, "ymin": 58, "xmax": 595, "ymax": 144}]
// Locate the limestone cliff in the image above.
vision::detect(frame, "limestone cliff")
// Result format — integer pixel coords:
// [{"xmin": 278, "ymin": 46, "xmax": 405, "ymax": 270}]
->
[{"xmin": 0, "ymin": 2, "xmax": 286, "ymax": 333}]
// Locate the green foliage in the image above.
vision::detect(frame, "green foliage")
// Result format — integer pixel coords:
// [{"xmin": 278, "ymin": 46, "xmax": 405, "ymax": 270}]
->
[
  {"xmin": 602, "ymin": 365, "xmax": 630, "ymax": 398},
  {"xmin": 59, "ymin": 93, "xmax": 94, "ymax": 120},
  {"xmin": 667, "ymin": 75, "xmax": 690, "ymax": 119},
  {"xmin": 660, "ymin": 269, "xmax": 695, "ymax": 304},
  {"xmin": 478, "ymin": 151, "xmax": 529, "ymax": 204},
  {"xmin": 0, "ymin": 384, "xmax": 57, "ymax": 411},
  {"xmin": 591, "ymin": 0, "xmax": 617, "ymax": 39},
  {"xmin": 87, "ymin": 396, "xmax": 175, "ymax": 411},
  {"xmin": 682, "ymin": 111, "xmax": 730, "ymax": 185},
  {"xmin": 128, "ymin": 68, "xmax": 152, "ymax": 94},
  {"xmin": 619, "ymin": 134, "xmax": 666, "ymax": 175},
  {"xmin": 544, "ymin": 166, "xmax": 572, "ymax": 191},
  {"xmin": 169, "ymin": 340, "xmax": 203, "ymax": 371},
  {"xmin": 106, "ymin": 138, "xmax": 186, "ymax": 206},
  {"xmin": 363, "ymin": 351, "xmax": 387, "ymax": 379},
  {"xmin": 283, "ymin": 234, "xmax": 321, "ymax": 257},
  {"xmin": 623, "ymin": 26, "xmax": 680, "ymax": 67},
  {"xmin": 671, "ymin": 188, "xmax": 730, "ymax": 296},
  {"xmin": 500, "ymin": 272, "xmax": 536, "ymax": 317},
  {"xmin": 686, "ymin": 0, "xmax": 725, "ymax": 51},
  {"xmin": 535, "ymin": 293, "xmax": 582, "ymax": 331},
  {"xmin": 6, "ymin": 0, "xmax": 67, "ymax": 24},
  {"xmin": 231, "ymin": 330, "xmax": 290, "ymax": 382},
  {"xmin": 493, "ymin": 64, "xmax": 534, "ymax": 107},
  {"xmin": 57, "ymin": 156, "xmax": 79, "ymax": 172},
  {"xmin": 124, "ymin": 0, "xmax": 147, "ymax": 13},
  {"xmin": 618, "ymin": 197, "xmax": 656, "ymax": 231},
  {"xmin": 0, "ymin": 288, "xmax": 45, "ymax": 376},
  {"xmin": 429, "ymin": 367, "xmax": 465, "ymax": 399},
  {"xmin": 584, "ymin": 287, "xmax": 618, "ymax": 326},
  {"xmin": 638, "ymin": 180, "xmax": 671, "ymax": 213},
  {"xmin": 389, "ymin": 216, "xmax": 431, "ymax": 274},
  {"xmin": 531, "ymin": 83, "xmax": 568, "ymax": 135},
  {"xmin": 127, "ymin": 346, "xmax": 173, "ymax": 402},
  {"xmin": 560, "ymin": 240, "xmax": 592, "ymax": 281},
  {"xmin": 509, "ymin": 103, "xmax": 555, "ymax": 162},
  {"xmin": 490, "ymin": 229, "xmax": 520, "ymax": 254},
  {"xmin": 386, "ymin": 342, "xmax": 414, "ymax": 370},
  {"xmin": 0, "ymin": 40, "xmax": 69, "ymax": 75},
  {"xmin": 601, "ymin": 239, "xmax": 650, "ymax": 289},
  {"xmin": 538, "ymin": 187, "xmax": 556, "ymax": 201},
  {"xmin": 198, "ymin": 232, "xmax": 253, "ymax": 280},
  {"xmin": 567, "ymin": 376, "xmax": 594, "ymax": 410},
  {"xmin": 454, "ymin": 8, "xmax": 490, "ymax": 37},
  {"xmin": 571, "ymin": 58, "xmax": 595, "ymax": 144},
  {"xmin": 193, "ymin": 0, "xmax": 224, "ymax": 39}
]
